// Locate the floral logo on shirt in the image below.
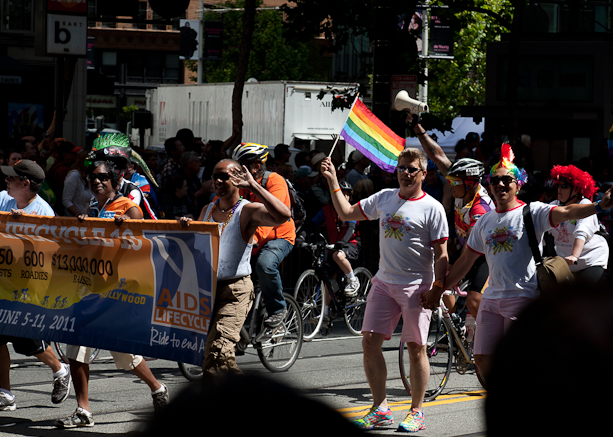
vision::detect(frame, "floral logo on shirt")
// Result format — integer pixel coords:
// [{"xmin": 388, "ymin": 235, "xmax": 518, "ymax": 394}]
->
[
  {"xmin": 555, "ymin": 221, "xmax": 571, "ymax": 243},
  {"xmin": 382, "ymin": 213, "xmax": 411, "ymax": 241},
  {"xmin": 486, "ymin": 226, "xmax": 519, "ymax": 254}
]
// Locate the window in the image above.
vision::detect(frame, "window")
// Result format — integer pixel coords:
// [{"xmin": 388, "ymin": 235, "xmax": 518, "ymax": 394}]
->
[{"xmin": 2, "ymin": 0, "xmax": 33, "ymax": 32}]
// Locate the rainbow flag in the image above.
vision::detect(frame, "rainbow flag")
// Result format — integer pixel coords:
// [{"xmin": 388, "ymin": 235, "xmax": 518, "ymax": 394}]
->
[{"xmin": 340, "ymin": 98, "xmax": 406, "ymax": 173}]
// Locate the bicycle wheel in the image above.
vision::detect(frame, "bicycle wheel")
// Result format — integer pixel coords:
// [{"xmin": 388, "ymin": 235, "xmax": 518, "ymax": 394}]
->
[
  {"xmin": 399, "ymin": 313, "xmax": 453, "ymax": 401},
  {"xmin": 178, "ymin": 362, "xmax": 204, "ymax": 382},
  {"xmin": 344, "ymin": 267, "xmax": 372, "ymax": 336},
  {"xmin": 257, "ymin": 293, "xmax": 303, "ymax": 372},
  {"xmin": 54, "ymin": 342, "xmax": 100, "ymax": 365},
  {"xmin": 293, "ymin": 269, "xmax": 325, "ymax": 340}
]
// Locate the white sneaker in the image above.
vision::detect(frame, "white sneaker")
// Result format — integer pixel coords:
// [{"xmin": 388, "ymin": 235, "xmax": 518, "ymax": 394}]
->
[
  {"xmin": 0, "ymin": 391, "xmax": 16, "ymax": 411},
  {"xmin": 344, "ymin": 277, "xmax": 360, "ymax": 297}
]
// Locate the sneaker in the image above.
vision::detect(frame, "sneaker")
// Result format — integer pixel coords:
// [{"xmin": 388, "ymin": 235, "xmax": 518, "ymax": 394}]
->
[
  {"xmin": 264, "ymin": 307, "xmax": 287, "ymax": 327},
  {"xmin": 344, "ymin": 277, "xmax": 360, "ymax": 297},
  {"xmin": 0, "ymin": 391, "xmax": 16, "ymax": 411},
  {"xmin": 353, "ymin": 406, "xmax": 394, "ymax": 430},
  {"xmin": 54, "ymin": 407, "xmax": 94, "ymax": 428},
  {"xmin": 152, "ymin": 383, "xmax": 169, "ymax": 412},
  {"xmin": 52, "ymin": 365, "xmax": 71, "ymax": 404},
  {"xmin": 397, "ymin": 408, "xmax": 426, "ymax": 433}
]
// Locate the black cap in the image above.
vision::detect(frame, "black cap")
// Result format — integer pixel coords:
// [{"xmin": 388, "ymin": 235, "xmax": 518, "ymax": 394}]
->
[{"xmin": 2, "ymin": 159, "xmax": 45, "ymax": 184}]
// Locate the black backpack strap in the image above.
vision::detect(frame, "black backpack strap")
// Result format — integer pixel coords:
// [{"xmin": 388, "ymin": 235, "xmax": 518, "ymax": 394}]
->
[
  {"xmin": 522, "ymin": 204, "xmax": 543, "ymax": 265},
  {"xmin": 260, "ymin": 171, "xmax": 271, "ymax": 189}
]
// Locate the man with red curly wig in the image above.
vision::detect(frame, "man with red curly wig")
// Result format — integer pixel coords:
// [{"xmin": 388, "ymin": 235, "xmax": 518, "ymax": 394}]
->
[{"xmin": 548, "ymin": 165, "xmax": 608, "ymax": 284}]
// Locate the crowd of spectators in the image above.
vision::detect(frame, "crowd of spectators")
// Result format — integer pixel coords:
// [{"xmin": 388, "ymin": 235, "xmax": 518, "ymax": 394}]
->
[{"xmin": 5, "ymin": 128, "xmax": 613, "ymax": 282}]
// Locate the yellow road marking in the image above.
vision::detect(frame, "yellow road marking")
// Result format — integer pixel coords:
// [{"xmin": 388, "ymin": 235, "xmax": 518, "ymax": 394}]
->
[{"xmin": 340, "ymin": 390, "xmax": 487, "ymax": 418}]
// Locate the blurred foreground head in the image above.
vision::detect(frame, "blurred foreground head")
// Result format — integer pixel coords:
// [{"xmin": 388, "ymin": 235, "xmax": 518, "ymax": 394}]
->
[{"xmin": 486, "ymin": 276, "xmax": 613, "ymax": 436}]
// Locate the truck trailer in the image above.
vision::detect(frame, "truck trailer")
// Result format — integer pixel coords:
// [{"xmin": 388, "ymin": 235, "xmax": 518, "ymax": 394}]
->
[{"xmin": 145, "ymin": 80, "xmax": 358, "ymax": 160}]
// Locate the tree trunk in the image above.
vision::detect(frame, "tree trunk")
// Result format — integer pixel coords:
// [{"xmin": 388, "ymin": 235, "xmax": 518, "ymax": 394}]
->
[{"xmin": 226, "ymin": 0, "xmax": 257, "ymax": 152}]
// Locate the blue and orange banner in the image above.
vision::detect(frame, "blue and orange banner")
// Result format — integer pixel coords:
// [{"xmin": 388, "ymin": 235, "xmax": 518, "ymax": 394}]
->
[
  {"xmin": 340, "ymin": 98, "xmax": 406, "ymax": 173},
  {"xmin": 0, "ymin": 213, "xmax": 219, "ymax": 366}
]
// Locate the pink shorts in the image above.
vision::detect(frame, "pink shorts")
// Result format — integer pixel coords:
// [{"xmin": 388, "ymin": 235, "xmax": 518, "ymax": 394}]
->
[
  {"xmin": 474, "ymin": 296, "xmax": 534, "ymax": 355},
  {"xmin": 362, "ymin": 277, "xmax": 432, "ymax": 345}
]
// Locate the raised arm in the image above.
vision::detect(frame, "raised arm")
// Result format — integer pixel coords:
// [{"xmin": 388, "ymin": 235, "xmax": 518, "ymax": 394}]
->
[
  {"xmin": 320, "ymin": 157, "xmax": 366, "ymax": 222},
  {"xmin": 407, "ymin": 113, "xmax": 452, "ymax": 176},
  {"xmin": 230, "ymin": 165, "xmax": 291, "ymax": 232},
  {"xmin": 551, "ymin": 187, "xmax": 613, "ymax": 226}
]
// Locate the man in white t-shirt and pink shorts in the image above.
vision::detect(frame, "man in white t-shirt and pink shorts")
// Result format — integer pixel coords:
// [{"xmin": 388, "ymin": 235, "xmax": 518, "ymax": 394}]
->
[{"xmin": 320, "ymin": 148, "xmax": 449, "ymax": 433}]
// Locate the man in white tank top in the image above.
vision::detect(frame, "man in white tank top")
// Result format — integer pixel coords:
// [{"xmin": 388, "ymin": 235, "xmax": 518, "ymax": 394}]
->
[{"xmin": 180, "ymin": 159, "xmax": 291, "ymax": 378}]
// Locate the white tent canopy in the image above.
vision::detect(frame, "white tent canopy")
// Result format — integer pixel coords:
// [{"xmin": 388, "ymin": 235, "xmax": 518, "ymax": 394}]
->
[{"xmin": 405, "ymin": 117, "xmax": 485, "ymax": 159}]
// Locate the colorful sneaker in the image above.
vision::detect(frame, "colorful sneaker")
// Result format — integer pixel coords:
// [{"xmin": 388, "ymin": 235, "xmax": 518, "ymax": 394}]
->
[
  {"xmin": 0, "ymin": 391, "xmax": 16, "ymax": 411},
  {"xmin": 54, "ymin": 407, "xmax": 94, "ymax": 428},
  {"xmin": 353, "ymin": 406, "xmax": 394, "ymax": 430},
  {"xmin": 397, "ymin": 408, "xmax": 426, "ymax": 433}
]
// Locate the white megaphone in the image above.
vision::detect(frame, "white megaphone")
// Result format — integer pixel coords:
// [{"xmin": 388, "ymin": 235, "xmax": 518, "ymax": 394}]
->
[{"xmin": 394, "ymin": 90, "xmax": 428, "ymax": 114}]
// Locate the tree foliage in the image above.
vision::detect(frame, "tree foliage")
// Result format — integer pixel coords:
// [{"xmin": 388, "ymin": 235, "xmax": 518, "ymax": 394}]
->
[
  {"xmin": 427, "ymin": 0, "xmax": 512, "ymax": 122},
  {"xmin": 282, "ymin": 0, "xmax": 516, "ymax": 132},
  {"xmin": 190, "ymin": 0, "xmax": 331, "ymax": 83}
]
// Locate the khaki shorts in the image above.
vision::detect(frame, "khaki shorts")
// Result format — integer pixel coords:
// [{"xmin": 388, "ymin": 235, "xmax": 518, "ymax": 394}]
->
[{"xmin": 65, "ymin": 345, "xmax": 143, "ymax": 370}]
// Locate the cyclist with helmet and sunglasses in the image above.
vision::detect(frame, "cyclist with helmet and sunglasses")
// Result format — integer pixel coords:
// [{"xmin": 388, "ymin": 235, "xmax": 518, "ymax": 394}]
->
[
  {"xmin": 231, "ymin": 143, "xmax": 295, "ymax": 327},
  {"xmin": 548, "ymin": 164, "xmax": 608, "ymax": 285},
  {"xmin": 408, "ymin": 114, "xmax": 493, "ymax": 317}
]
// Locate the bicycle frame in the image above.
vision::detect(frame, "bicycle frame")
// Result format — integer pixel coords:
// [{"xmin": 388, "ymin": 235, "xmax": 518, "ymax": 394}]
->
[{"xmin": 303, "ymin": 236, "xmax": 350, "ymax": 317}]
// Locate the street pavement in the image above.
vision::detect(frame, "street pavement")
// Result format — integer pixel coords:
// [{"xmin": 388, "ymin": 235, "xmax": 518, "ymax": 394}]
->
[{"xmin": 0, "ymin": 323, "xmax": 486, "ymax": 436}]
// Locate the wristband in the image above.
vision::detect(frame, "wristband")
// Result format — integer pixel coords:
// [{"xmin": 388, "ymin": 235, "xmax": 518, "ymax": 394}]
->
[
  {"xmin": 433, "ymin": 279, "xmax": 444, "ymax": 288},
  {"xmin": 330, "ymin": 188, "xmax": 341, "ymax": 194},
  {"xmin": 416, "ymin": 131, "xmax": 426, "ymax": 136},
  {"xmin": 594, "ymin": 200, "xmax": 605, "ymax": 214}
]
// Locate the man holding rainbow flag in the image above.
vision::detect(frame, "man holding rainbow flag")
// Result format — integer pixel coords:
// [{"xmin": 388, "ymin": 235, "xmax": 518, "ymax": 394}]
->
[{"xmin": 324, "ymin": 96, "xmax": 449, "ymax": 432}]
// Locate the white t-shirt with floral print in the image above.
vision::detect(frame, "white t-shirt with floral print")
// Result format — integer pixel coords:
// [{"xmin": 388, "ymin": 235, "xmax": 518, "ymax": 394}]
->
[
  {"xmin": 358, "ymin": 188, "xmax": 448, "ymax": 285},
  {"xmin": 467, "ymin": 201, "xmax": 555, "ymax": 299}
]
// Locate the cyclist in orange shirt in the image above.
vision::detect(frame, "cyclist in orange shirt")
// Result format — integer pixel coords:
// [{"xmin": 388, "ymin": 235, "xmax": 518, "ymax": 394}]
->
[{"xmin": 232, "ymin": 143, "xmax": 295, "ymax": 327}]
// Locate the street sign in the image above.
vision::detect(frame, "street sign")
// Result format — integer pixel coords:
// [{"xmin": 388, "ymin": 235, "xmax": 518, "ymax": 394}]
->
[
  {"xmin": 46, "ymin": 14, "xmax": 87, "ymax": 55},
  {"xmin": 47, "ymin": 0, "xmax": 88, "ymax": 14},
  {"xmin": 391, "ymin": 74, "xmax": 418, "ymax": 104}
]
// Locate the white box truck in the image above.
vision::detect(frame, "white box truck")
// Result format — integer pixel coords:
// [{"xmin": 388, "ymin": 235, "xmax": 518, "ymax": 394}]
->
[{"xmin": 145, "ymin": 80, "xmax": 358, "ymax": 160}]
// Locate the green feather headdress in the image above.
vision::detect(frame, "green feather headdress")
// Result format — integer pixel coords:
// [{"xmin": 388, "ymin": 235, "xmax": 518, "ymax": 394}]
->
[{"xmin": 85, "ymin": 133, "xmax": 158, "ymax": 188}]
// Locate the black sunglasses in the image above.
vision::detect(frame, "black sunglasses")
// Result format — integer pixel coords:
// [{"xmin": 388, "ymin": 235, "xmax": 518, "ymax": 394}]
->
[
  {"xmin": 211, "ymin": 172, "xmax": 231, "ymax": 181},
  {"xmin": 88, "ymin": 172, "xmax": 111, "ymax": 183},
  {"xmin": 490, "ymin": 175, "xmax": 516, "ymax": 185},
  {"xmin": 557, "ymin": 183, "xmax": 571, "ymax": 189},
  {"xmin": 397, "ymin": 166, "xmax": 423, "ymax": 175}
]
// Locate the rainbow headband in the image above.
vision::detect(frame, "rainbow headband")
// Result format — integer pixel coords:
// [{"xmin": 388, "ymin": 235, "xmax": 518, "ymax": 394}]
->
[{"xmin": 489, "ymin": 143, "xmax": 528, "ymax": 186}]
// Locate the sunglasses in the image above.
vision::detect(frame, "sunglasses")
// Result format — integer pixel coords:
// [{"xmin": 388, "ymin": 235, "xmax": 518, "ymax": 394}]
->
[
  {"xmin": 88, "ymin": 172, "xmax": 111, "ymax": 183},
  {"xmin": 557, "ymin": 184, "xmax": 571, "ymax": 189},
  {"xmin": 446, "ymin": 179, "xmax": 464, "ymax": 187},
  {"xmin": 211, "ymin": 172, "xmax": 231, "ymax": 181},
  {"xmin": 397, "ymin": 166, "xmax": 423, "ymax": 175},
  {"xmin": 490, "ymin": 175, "xmax": 516, "ymax": 185}
]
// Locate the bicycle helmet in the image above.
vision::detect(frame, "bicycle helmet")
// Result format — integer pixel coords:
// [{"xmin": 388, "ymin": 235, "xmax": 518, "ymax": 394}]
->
[
  {"xmin": 232, "ymin": 142, "xmax": 269, "ymax": 163},
  {"xmin": 447, "ymin": 158, "xmax": 484, "ymax": 180},
  {"xmin": 338, "ymin": 180, "xmax": 353, "ymax": 193}
]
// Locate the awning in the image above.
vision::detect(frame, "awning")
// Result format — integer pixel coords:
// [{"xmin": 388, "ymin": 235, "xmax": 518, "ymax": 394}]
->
[
  {"xmin": 293, "ymin": 134, "xmax": 319, "ymax": 140},
  {"xmin": 293, "ymin": 133, "xmax": 337, "ymax": 140}
]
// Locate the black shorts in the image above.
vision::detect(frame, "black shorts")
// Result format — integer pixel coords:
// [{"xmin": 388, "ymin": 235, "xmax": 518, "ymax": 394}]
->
[
  {"xmin": 0, "ymin": 336, "xmax": 47, "ymax": 356},
  {"xmin": 450, "ymin": 250, "xmax": 489, "ymax": 294},
  {"xmin": 339, "ymin": 242, "xmax": 360, "ymax": 261}
]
